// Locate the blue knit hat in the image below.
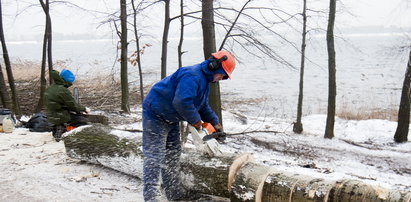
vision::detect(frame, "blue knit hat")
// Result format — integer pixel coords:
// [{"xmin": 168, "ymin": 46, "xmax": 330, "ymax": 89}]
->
[{"xmin": 60, "ymin": 69, "xmax": 75, "ymax": 83}]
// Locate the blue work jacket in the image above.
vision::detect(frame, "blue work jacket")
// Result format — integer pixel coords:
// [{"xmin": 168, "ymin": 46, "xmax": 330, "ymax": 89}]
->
[{"xmin": 143, "ymin": 59, "xmax": 219, "ymax": 126}]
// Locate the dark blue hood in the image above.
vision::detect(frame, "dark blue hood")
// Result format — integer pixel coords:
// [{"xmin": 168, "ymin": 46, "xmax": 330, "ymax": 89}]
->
[
  {"xmin": 201, "ymin": 59, "xmax": 216, "ymax": 83},
  {"xmin": 201, "ymin": 59, "xmax": 228, "ymax": 81}
]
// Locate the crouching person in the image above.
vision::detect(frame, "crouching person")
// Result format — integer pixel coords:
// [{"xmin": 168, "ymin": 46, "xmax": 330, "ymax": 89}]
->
[
  {"xmin": 142, "ymin": 50, "xmax": 236, "ymax": 201},
  {"xmin": 44, "ymin": 69, "xmax": 90, "ymax": 142}
]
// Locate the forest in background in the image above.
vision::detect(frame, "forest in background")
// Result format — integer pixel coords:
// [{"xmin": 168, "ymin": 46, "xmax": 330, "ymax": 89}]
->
[{"xmin": 0, "ymin": 0, "xmax": 410, "ymax": 142}]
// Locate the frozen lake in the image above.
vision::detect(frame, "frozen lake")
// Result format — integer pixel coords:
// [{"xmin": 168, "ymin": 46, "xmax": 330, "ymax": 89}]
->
[{"xmin": 6, "ymin": 32, "xmax": 410, "ymax": 119}]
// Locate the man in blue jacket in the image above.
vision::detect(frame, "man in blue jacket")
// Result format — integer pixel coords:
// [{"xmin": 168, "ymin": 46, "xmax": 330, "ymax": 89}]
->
[{"xmin": 142, "ymin": 50, "xmax": 236, "ymax": 201}]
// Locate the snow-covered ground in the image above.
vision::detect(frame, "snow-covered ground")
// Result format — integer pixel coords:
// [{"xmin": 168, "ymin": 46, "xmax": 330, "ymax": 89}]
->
[
  {"xmin": 1, "ymin": 111, "xmax": 410, "ymax": 201},
  {"xmin": 220, "ymin": 112, "xmax": 411, "ymax": 192},
  {"xmin": 0, "ymin": 127, "xmax": 144, "ymax": 202}
]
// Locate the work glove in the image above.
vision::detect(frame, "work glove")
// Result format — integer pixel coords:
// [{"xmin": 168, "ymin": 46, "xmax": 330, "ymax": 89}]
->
[
  {"xmin": 84, "ymin": 107, "xmax": 91, "ymax": 114},
  {"xmin": 191, "ymin": 121, "xmax": 202, "ymax": 130},
  {"xmin": 213, "ymin": 123, "xmax": 226, "ymax": 143},
  {"xmin": 213, "ymin": 123, "xmax": 223, "ymax": 132}
]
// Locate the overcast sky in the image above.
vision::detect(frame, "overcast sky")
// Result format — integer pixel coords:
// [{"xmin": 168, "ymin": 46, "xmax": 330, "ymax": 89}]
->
[
  {"xmin": 342, "ymin": 0, "xmax": 410, "ymax": 27},
  {"xmin": 2, "ymin": 0, "xmax": 410, "ymax": 41}
]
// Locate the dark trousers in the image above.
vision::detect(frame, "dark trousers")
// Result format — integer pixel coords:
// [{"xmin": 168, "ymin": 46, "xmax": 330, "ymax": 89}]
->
[
  {"xmin": 142, "ymin": 106, "xmax": 184, "ymax": 201},
  {"xmin": 51, "ymin": 125, "xmax": 66, "ymax": 142},
  {"xmin": 68, "ymin": 113, "xmax": 89, "ymax": 127},
  {"xmin": 52, "ymin": 113, "xmax": 89, "ymax": 142}
]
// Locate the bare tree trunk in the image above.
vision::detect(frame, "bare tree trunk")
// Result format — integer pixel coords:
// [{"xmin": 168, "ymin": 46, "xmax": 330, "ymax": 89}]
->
[
  {"xmin": 36, "ymin": 1, "xmax": 50, "ymax": 112},
  {"xmin": 0, "ymin": 2, "xmax": 11, "ymax": 109},
  {"xmin": 394, "ymin": 50, "xmax": 411, "ymax": 143},
  {"xmin": 39, "ymin": 0, "xmax": 53, "ymax": 84},
  {"xmin": 293, "ymin": 0, "xmax": 307, "ymax": 134},
  {"xmin": 0, "ymin": 1, "xmax": 21, "ymax": 116},
  {"xmin": 0, "ymin": 64, "xmax": 11, "ymax": 108},
  {"xmin": 46, "ymin": 0, "xmax": 53, "ymax": 83},
  {"xmin": 178, "ymin": 0, "xmax": 188, "ymax": 140},
  {"xmin": 131, "ymin": 0, "xmax": 144, "ymax": 103},
  {"xmin": 120, "ymin": 0, "xmax": 130, "ymax": 113},
  {"xmin": 177, "ymin": 0, "xmax": 184, "ymax": 68},
  {"xmin": 160, "ymin": 0, "xmax": 170, "ymax": 79},
  {"xmin": 202, "ymin": 1, "xmax": 216, "ymax": 59},
  {"xmin": 202, "ymin": 0, "xmax": 223, "ymax": 125},
  {"xmin": 324, "ymin": 0, "xmax": 336, "ymax": 139}
]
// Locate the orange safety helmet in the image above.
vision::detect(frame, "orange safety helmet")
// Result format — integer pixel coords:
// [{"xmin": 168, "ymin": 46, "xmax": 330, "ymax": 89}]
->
[{"xmin": 211, "ymin": 50, "xmax": 236, "ymax": 79}]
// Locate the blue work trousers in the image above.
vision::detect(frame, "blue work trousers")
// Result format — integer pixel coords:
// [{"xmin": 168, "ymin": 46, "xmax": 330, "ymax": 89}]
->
[{"xmin": 142, "ymin": 106, "xmax": 184, "ymax": 201}]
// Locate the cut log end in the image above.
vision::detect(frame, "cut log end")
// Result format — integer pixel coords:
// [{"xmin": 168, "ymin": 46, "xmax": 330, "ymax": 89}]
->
[{"xmin": 227, "ymin": 153, "xmax": 254, "ymax": 191}]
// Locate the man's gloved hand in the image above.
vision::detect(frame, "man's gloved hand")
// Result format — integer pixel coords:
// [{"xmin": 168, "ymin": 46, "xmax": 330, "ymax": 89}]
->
[
  {"xmin": 213, "ymin": 123, "xmax": 226, "ymax": 143},
  {"xmin": 213, "ymin": 123, "xmax": 223, "ymax": 132},
  {"xmin": 191, "ymin": 121, "xmax": 202, "ymax": 129},
  {"xmin": 85, "ymin": 107, "xmax": 91, "ymax": 114}
]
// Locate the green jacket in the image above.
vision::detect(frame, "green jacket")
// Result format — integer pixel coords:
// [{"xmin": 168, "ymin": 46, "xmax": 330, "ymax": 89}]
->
[{"xmin": 44, "ymin": 70, "xmax": 85, "ymax": 125}]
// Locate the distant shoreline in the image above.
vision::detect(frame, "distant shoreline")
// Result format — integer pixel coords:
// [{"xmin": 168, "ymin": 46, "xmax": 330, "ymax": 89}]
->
[
  {"xmin": 6, "ymin": 25, "xmax": 410, "ymax": 43},
  {"xmin": 7, "ymin": 31, "xmax": 410, "ymax": 44}
]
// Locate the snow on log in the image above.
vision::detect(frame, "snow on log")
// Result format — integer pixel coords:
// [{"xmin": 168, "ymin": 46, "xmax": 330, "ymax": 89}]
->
[
  {"xmin": 62, "ymin": 124, "xmax": 411, "ymax": 202},
  {"xmin": 63, "ymin": 124, "xmax": 144, "ymax": 177}
]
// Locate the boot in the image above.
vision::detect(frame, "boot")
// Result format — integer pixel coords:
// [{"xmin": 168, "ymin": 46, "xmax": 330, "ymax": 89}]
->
[{"xmin": 52, "ymin": 125, "xmax": 66, "ymax": 142}]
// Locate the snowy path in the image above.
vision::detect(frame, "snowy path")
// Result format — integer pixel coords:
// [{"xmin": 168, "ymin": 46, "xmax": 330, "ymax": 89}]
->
[{"xmin": 0, "ymin": 129, "xmax": 143, "ymax": 202}]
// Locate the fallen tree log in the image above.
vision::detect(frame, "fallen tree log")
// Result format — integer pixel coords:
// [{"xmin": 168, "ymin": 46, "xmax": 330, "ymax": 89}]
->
[
  {"xmin": 63, "ymin": 124, "xmax": 144, "ymax": 176},
  {"xmin": 62, "ymin": 124, "xmax": 411, "ymax": 202}
]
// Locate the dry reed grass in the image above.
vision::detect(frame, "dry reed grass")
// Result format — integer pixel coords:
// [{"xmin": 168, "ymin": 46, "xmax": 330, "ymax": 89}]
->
[
  {"xmin": 6, "ymin": 61, "xmax": 146, "ymax": 115},
  {"xmin": 14, "ymin": 77, "xmax": 146, "ymax": 115},
  {"xmin": 337, "ymin": 107, "xmax": 398, "ymax": 121},
  {"xmin": 7, "ymin": 59, "xmax": 72, "ymax": 82}
]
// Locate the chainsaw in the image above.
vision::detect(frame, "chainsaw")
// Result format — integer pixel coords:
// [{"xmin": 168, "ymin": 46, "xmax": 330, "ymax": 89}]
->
[{"xmin": 188, "ymin": 122, "xmax": 226, "ymax": 157}]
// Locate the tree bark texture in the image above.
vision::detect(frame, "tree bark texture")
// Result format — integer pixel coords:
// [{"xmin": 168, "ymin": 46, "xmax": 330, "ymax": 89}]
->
[
  {"xmin": 45, "ymin": 0, "xmax": 53, "ymax": 82},
  {"xmin": 324, "ymin": 0, "xmax": 337, "ymax": 139},
  {"xmin": 201, "ymin": 0, "xmax": 216, "ymax": 62},
  {"xmin": 36, "ymin": 0, "xmax": 50, "ymax": 112},
  {"xmin": 0, "ymin": 2, "xmax": 11, "ymax": 109},
  {"xmin": 177, "ymin": 0, "xmax": 184, "ymax": 68},
  {"xmin": 293, "ymin": 0, "xmax": 307, "ymax": 134},
  {"xmin": 63, "ymin": 125, "xmax": 411, "ymax": 201},
  {"xmin": 39, "ymin": 0, "xmax": 53, "ymax": 84},
  {"xmin": 63, "ymin": 124, "xmax": 143, "ymax": 176},
  {"xmin": 201, "ymin": 0, "xmax": 223, "ymax": 126},
  {"xmin": 0, "ymin": 64, "xmax": 11, "ymax": 109},
  {"xmin": 394, "ymin": 50, "xmax": 411, "ymax": 143},
  {"xmin": 0, "ymin": 1, "xmax": 21, "ymax": 115},
  {"xmin": 120, "ymin": 0, "xmax": 130, "ymax": 113},
  {"xmin": 160, "ymin": 0, "xmax": 170, "ymax": 79},
  {"xmin": 177, "ymin": 0, "xmax": 187, "ymax": 140},
  {"xmin": 131, "ymin": 0, "xmax": 144, "ymax": 103}
]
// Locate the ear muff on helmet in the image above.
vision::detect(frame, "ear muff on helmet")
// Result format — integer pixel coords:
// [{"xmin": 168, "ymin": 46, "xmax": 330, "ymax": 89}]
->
[
  {"xmin": 208, "ymin": 55, "xmax": 228, "ymax": 71},
  {"xmin": 210, "ymin": 50, "xmax": 236, "ymax": 79}
]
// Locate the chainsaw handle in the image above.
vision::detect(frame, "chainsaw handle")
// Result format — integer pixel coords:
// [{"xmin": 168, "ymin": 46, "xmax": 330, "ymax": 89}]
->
[{"xmin": 202, "ymin": 132, "xmax": 227, "ymax": 141}]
